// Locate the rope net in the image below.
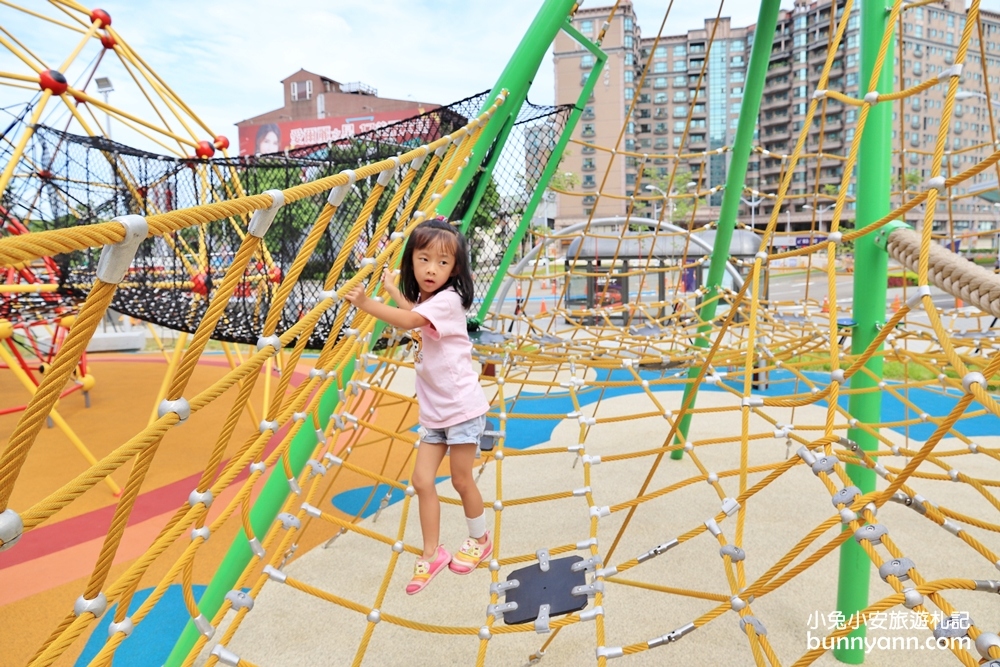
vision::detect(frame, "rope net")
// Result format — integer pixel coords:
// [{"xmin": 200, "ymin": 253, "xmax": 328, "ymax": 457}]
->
[{"xmin": 1, "ymin": 1, "xmax": 1000, "ymax": 667}]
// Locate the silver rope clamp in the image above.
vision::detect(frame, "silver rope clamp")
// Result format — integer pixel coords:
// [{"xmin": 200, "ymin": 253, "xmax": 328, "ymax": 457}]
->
[
  {"xmin": 962, "ymin": 372, "xmax": 986, "ymax": 394},
  {"xmin": 936, "ymin": 63, "xmax": 963, "ymax": 80},
  {"xmin": 210, "ymin": 645, "xmax": 241, "ymax": 667},
  {"xmin": 596, "ymin": 646, "xmax": 624, "ymax": 659},
  {"xmin": 638, "ymin": 538, "xmax": 679, "ymax": 563},
  {"xmin": 906, "ymin": 285, "xmax": 932, "ymax": 309},
  {"xmin": 327, "ymin": 170, "xmax": 357, "ymax": 206},
  {"xmin": 879, "ymin": 557, "xmax": 915, "ymax": 583},
  {"xmin": 248, "ymin": 190, "xmax": 284, "ymax": 238},
  {"xmin": 193, "ymin": 613, "xmax": 214, "ymax": 638},
  {"xmin": 812, "ymin": 89, "xmax": 828, "ymax": 100},
  {"xmin": 108, "ymin": 617, "xmax": 134, "ymax": 638},
  {"xmin": 158, "ymin": 397, "xmax": 191, "ymax": 424},
  {"xmin": 97, "ymin": 215, "xmax": 148, "ymax": 284},
  {"xmin": 0, "ymin": 509, "xmax": 24, "ymax": 552},
  {"xmin": 259, "ymin": 419, "xmax": 279, "ymax": 434},
  {"xmin": 740, "ymin": 616, "xmax": 768, "ymax": 636},
  {"xmin": 189, "ymin": 489, "xmax": 214, "ymax": 509},
  {"xmin": 376, "ymin": 157, "xmax": 400, "ymax": 186},
  {"xmin": 863, "ymin": 91, "xmax": 880, "ymax": 105},
  {"xmin": 226, "ymin": 590, "xmax": 255, "ymax": 611},
  {"xmin": 74, "ymin": 592, "xmax": 108, "ymax": 618},
  {"xmin": 256, "ymin": 335, "xmax": 282, "ymax": 352},
  {"xmin": 647, "ymin": 623, "xmax": 696, "ymax": 648}
]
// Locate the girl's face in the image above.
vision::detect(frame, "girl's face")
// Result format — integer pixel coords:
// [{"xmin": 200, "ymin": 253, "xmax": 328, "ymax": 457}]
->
[
  {"xmin": 412, "ymin": 240, "xmax": 456, "ymax": 300},
  {"xmin": 257, "ymin": 131, "xmax": 279, "ymax": 154}
]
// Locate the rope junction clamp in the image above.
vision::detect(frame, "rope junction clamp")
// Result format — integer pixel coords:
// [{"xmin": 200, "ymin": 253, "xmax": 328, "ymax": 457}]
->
[
  {"xmin": 248, "ymin": 190, "xmax": 284, "ymax": 238},
  {"xmin": 97, "ymin": 215, "xmax": 147, "ymax": 284},
  {"xmin": 0, "ymin": 508, "xmax": 24, "ymax": 552}
]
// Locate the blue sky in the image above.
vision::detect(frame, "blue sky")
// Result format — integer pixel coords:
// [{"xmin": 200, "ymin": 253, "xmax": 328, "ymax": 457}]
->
[{"xmin": 1, "ymin": 1, "xmax": 783, "ymax": 155}]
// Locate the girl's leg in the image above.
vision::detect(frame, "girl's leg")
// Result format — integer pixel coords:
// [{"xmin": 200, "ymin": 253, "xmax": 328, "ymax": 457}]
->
[
  {"xmin": 448, "ymin": 443, "xmax": 487, "ymax": 544},
  {"xmin": 412, "ymin": 442, "xmax": 448, "ymax": 559}
]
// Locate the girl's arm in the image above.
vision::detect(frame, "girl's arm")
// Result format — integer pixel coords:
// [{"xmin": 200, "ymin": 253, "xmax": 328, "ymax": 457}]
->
[
  {"xmin": 345, "ymin": 284, "xmax": 428, "ymax": 330},
  {"xmin": 381, "ymin": 267, "xmax": 414, "ymax": 310}
]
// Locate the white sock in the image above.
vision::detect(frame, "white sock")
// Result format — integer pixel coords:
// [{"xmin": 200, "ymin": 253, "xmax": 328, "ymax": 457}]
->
[{"xmin": 466, "ymin": 513, "xmax": 487, "ymax": 540}]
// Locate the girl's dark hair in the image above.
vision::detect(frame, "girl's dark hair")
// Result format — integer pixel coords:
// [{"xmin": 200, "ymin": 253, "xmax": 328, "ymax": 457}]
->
[{"xmin": 399, "ymin": 217, "xmax": 475, "ymax": 309}]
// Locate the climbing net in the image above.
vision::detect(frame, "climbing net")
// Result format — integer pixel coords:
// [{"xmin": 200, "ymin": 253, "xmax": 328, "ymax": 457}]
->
[{"xmin": 3, "ymin": 1, "xmax": 1000, "ymax": 667}]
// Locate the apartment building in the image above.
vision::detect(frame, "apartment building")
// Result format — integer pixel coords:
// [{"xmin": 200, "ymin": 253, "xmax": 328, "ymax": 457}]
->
[{"xmin": 553, "ymin": 0, "xmax": 1000, "ymax": 243}]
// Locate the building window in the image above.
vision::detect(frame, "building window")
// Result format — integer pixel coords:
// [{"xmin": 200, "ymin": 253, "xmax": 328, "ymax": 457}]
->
[
  {"xmin": 624, "ymin": 35, "xmax": 633, "ymax": 48},
  {"xmin": 673, "ymin": 45, "xmax": 687, "ymax": 57},
  {"xmin": 655, "ymin": 92, "xmax": 668, "ymax": 104},
  {"xmin": 624, "ymin": 17, "xmax": 633, "ymax": 31},
  {"xmin": 582, "ymin": 175, "xmax": 596, "ymax": 188},
  {"xmin": 731, "ymin": 87, "xmax": 743, "ymax": 96},
  {"xmin": 580, "ymin": 19, "xmax": 593, "ymax": 34},
  {"xmin": 654, "ymin": 61, "xmax": 668, "ymax": 73},
  {"xmin": 673, "ymin": 105, "xmax": 688, "ymax": 117},
  {"xmin": 654, "ymin": 77, "xmax": 667, "ymax": 88},
  {"xmin": 625, "ymin": 88, "xmax": 634, "ymax": 100},
  {"xmin": 581, "ymin": 123, "xmax": 595, "ymax": 137},
  {"xmin": 625, "ymin": 70, "xmax": 634, "ymax": 83},
  {"xmin": 673, "ymin": 136, "xmax": 682, "ymax": 147},
  {"xmin": 654, "ymin": 46, "xmax": 667, "ymax": 58},
  {"xmin": 673, "ymin": 90, "xmax": 687, "ymax": 102},
  {"xmin": 291, "ymin": 81, "xmax": 298, "ymax": 101},
  {"xmin": 673, "ymin": 60, "xmax": 686, "ymax": 72},
  {"xmin": 581, "ymin": 54, "xmax": 594, "ymax": 69},
  {"xmin": 306, "ymin": 80, "xmax": 312, "ymax": 100},
  {"xmin": 731, "ymin": 70, "xmax": 745, "ymax": 83},
  {"xmin": 673, "ymin": 120, "xmax": 686, "ymax": 132},
  {"xmin": 582, "ymin": 158, "xmax": 595, "ymax": 171},
  {"xmin": 625, "ymin": 52, "xmax": 634, "ymax": 66}
]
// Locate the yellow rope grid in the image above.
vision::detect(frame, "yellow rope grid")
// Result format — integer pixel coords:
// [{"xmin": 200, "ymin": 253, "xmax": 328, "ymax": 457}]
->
[{"xmin": 2, "ymin": 0, "xmax": 1000, "ymax": 665}]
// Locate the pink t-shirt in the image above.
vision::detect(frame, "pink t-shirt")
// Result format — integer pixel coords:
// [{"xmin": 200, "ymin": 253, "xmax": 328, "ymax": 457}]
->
[{"xmin": 411, "ymin": 288, "xmax": 490, "ymax": 429}]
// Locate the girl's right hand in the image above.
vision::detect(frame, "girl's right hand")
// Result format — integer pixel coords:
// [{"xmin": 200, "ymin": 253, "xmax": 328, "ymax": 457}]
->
[{"xmin": 344, "ymin": 284, "xmax": 367, "ymax": 307}]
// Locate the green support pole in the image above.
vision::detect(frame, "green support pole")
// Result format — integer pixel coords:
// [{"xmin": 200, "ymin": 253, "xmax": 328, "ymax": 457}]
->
[
  {"xmin": 436, "ymin": 0, "xmax": 579, "ymax": 219},
  {"xmin": 164, "ymin": 363, "xmax": 347, "ymax": 667},
  {"xmin": 475, "ymin": 23, "xmax": 607, "ymax": 323},
  {"xmin": 671, "ymin": 0, "xmax": 780, "ymax": 459},
  {"xmin": 835, "ymin": 0, "xmax": 894, "ymax": 662}
]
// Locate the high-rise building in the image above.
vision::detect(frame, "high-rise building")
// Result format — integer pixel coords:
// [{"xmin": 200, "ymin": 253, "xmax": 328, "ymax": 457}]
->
[{"xmin": 553, "ymin": 0, "xmax": 1000, "ymax": 245}]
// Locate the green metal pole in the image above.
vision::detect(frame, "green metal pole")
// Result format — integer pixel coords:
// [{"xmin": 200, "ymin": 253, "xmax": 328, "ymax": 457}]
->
[
  {"xmin": 436, "ymin": 0, "xmax": 579, "ymax": 218},
  {"xmin": 475, "ymin": 23, "xmax": 607, "ymax": 323},
  {"xmin": 671, "ymin": 0, "xmax": 780, "ymax": 459},
  {"xmin": 835, "ymin": 0, "xmax": 894, "ymax": 662},
  {"xmin": 164, "ymin": 364, "xmax": 347, "ymax": 667}
]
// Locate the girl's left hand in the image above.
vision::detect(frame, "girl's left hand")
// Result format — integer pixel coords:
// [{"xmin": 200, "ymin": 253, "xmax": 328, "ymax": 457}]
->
[{"xmin": 344, "ymin": 284, "xmax": 368, "ymax": 307}]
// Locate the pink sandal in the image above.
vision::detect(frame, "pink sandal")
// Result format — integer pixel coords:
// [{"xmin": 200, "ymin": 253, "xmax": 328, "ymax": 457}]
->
[
  {"xmin": 449, "ymin": 532, "xmax": 492, "ymax": 575},
  {"xmin": 406, "ymin": 545, "xmax": 451, "ymax": 595}
]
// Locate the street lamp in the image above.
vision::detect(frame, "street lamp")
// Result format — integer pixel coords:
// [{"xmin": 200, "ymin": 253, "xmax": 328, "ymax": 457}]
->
[
  {"xmin": 803, "ymin": 203, "xmax": 835, "ymax": 233},
  {"xmin": 646, "ymin": 181, "xmax": 697, "ymax": 222},
  {"xmin": 740, "ymin": 195, "xmax": 764, "ymax": 229},
  {"xmin": 955, "ymin": 90, "xmax": 988, "ymax": 101},
  {"xmin": 645, "ymin": 184, "xmax": 665, "ymax": 220},
  {"xmin": 95, "ymin": 76, "xmax": 114, "ymax": 141}
]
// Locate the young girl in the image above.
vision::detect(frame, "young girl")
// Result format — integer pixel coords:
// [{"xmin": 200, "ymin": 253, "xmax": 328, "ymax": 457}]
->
[{"xmin": 345, "ymin": 217, "xmax": 491, "ymax": 595}]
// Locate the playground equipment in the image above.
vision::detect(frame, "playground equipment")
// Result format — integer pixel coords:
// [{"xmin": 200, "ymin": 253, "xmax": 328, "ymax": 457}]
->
[{"xmin": 3, "ymin": 0, "xmax": 1000, "ymax": 666}]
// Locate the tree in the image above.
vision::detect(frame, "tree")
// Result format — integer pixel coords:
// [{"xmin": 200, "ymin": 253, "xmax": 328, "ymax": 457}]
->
[{"xmin": 641, "ymin": 167, "xmax": 705, "ymax": 223}]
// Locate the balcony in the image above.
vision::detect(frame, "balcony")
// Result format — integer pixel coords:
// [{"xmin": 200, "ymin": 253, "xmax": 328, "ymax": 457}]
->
[
  {"xmin": 768, "ymin": 62, "xmax": 791, "ymax": 76},
  {"xmin": 761, "ymin": 95, "xmax": 790, "ymax": 111},
  {"xmin": 761, "ymin": 112, "xmax": 790, "ymax": 127}
]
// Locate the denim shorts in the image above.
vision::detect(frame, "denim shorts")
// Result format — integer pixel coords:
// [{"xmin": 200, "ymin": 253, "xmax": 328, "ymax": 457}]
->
[{"xmin": 420, "ymin": 414, "xmax": 487, "ymax": 446}]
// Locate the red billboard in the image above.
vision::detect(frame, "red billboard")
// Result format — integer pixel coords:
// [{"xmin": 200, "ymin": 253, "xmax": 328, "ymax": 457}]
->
[{"xmin": 238, "ymin": 108, "xmax": 433, "ymax": 155}]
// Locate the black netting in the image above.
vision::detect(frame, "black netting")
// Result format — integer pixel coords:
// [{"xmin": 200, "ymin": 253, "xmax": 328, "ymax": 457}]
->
[{"xmin": 1, "ymin": 92, "xmax": 570, "ymax": 347}]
